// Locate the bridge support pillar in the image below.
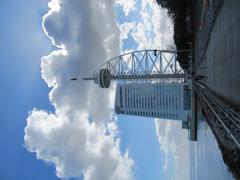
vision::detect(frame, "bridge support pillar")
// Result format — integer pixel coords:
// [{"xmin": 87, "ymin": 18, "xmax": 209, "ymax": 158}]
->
[{"xmin": 190, "ymin": 80, "xmax": 197, "ymax": 141}]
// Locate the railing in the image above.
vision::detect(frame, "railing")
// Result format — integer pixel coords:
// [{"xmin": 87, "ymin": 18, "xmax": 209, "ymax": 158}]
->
[
  {"xmin": 194, "ymin": 0, "xmax": 223, "ymax": 73},
  {"xmin": 195, "ymin": 81, "xmax": 240, "ymax": 150}
]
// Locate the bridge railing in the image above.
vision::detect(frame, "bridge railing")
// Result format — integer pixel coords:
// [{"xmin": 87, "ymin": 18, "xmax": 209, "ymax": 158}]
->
[
  {"xmin": 195, "ymin": 81, "xmax": 240, "ymax": 151},
  {"xmin": 194, "ymin": 0, "xmax": 223, "ymax": 73}
]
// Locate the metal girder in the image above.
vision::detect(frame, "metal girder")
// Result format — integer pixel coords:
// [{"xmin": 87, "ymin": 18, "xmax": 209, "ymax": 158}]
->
[{"xmin": 83, "ymin": 49, "xmax": 191, "ymax": 81}]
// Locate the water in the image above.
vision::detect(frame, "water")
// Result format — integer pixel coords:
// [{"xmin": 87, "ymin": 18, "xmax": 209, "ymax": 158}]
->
[{"xmin": 190, "ymin": 118, "xmax": 234, "ymax": 180}]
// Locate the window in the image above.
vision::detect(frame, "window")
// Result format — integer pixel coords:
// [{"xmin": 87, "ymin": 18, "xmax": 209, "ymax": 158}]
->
[{"xmin": 120, "ymin": 86, "xmax": 123, "ymax": 108}]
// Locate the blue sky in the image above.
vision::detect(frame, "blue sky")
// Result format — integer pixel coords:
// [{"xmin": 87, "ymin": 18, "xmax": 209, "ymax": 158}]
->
[
  {"xmin": 0, "ymin": 0, "xmax": 169, "ymax": 179},
  {"xmin": 117, "ymin": 115, "xmax": 164, "ymax": 180},
  {"xmin": 0, "ymin": 0, "xmax": 57, "ymax": 179}
]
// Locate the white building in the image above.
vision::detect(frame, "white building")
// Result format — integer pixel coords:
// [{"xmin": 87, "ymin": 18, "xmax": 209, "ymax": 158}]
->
[{"xmin": 115, "ymin": 82, "xmax": 191, "ymax": 122}]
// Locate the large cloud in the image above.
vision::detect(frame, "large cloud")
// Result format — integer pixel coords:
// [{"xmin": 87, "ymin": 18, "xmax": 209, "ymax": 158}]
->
[
  {"xmin": 24, "ymin": 0, "xmax": 134, "ymax": 179},
  {"xmin": 118, "ymin": 0, "xmax": 174, "ymax": 50},
  {"xmin": 115, "ymin": 0, "xmax": 136, "ymax": 16},
  {"xmin": 155, "ymin": 120, "xmax": 190, "ymax": 180}
]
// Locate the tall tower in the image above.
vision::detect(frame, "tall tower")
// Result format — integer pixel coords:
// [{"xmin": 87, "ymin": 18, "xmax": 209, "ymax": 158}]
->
[
  {"xmin": 77, "ymin": 49, "xmax": 192, "ymax": 129},
  {"xmin": 115, "ymin": 82, "xmax": 191, "ymax": 122}
]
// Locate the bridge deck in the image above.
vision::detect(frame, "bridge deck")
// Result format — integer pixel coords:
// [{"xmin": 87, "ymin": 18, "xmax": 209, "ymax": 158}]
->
[{"xmin": 195, "ymin": 0, "xmax": 240, "ymax": 109}]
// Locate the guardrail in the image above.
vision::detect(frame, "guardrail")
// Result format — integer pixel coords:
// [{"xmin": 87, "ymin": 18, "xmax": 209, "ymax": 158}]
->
[
  {"xmin": 194, "ymin": 0, "xmax": 223, "ymax": 73},
  {"xmin": 195, "ymin": 81, "xmax": 240, "ymax": 150}
]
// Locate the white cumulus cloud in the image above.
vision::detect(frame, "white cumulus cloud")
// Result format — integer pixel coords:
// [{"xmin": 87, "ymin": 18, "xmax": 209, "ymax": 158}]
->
[
  {"xmin": 133, "ymin": 0, "xmax": 174, "ymax": 49},
  {"xmin": 24, "ymin": 0, "xmax": 134, "ymax": 179},
  {"xmin": 155, "ymin": 120, "xmax": 190, "ymax": 180},
  {"xmin": 118, "ymin": 22, "xmax": 136, "ymax": 41},
  {"xmin": 117, "ymin": 0, "xmax": 174, "ymax": 50},
  {"xmin": 115, "ymin": 0, "xmax": 136, "ymax": 16}
]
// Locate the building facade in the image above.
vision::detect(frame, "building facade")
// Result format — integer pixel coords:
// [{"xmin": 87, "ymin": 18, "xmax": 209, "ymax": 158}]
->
[{"xmin": 115, "ymin": 82, "xmax": 191, "ymax": 122}]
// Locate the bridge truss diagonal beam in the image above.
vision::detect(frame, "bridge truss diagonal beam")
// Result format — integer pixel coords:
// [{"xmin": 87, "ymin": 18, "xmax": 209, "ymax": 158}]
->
[{"xmin": 84, "ymin": 49, "xmax": 192, "ymax": 81}]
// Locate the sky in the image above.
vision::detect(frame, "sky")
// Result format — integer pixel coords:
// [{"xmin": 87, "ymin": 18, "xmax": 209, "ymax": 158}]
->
[
  {"xmin": 0, "ymin": 0, "xmax": 58, "ymax": 179},
  {"xmin": 0, "ymin": 0, "xmax": 190, "ymax": 180}
]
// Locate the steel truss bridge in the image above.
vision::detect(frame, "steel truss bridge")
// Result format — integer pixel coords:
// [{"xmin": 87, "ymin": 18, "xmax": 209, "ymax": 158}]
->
[{"xmin": 82, "ymin": 49, "xmax": 190, "ymax": 88}]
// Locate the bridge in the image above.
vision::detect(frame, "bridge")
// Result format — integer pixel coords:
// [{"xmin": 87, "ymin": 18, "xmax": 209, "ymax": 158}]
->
[{"xmin": 82, "ymin": 49, "xmax": 188, "ymax": 88}]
